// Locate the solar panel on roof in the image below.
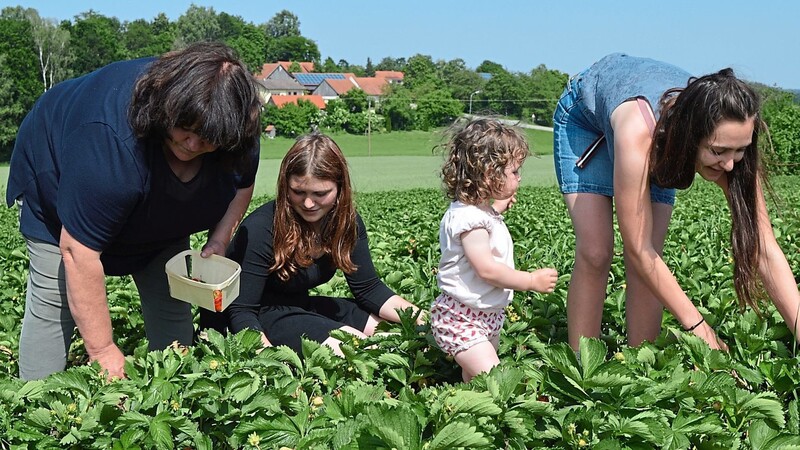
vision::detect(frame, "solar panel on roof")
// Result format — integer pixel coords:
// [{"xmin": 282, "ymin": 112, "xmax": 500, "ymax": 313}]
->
[{"xmin": 293, "ymin": 73, "xmax": 346, "ymax": 85}]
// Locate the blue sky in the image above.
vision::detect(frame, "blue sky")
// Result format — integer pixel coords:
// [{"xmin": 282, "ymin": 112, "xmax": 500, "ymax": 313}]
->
[{"xmin": 2, "ymin": 0, "xmax": 797, "ymax": 89}]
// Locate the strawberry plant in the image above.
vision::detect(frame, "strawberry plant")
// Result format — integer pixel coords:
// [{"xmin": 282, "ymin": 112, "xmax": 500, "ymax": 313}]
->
[{"xmin": 1, "ymin": 177, "xmax": 800, "ymax": 448}]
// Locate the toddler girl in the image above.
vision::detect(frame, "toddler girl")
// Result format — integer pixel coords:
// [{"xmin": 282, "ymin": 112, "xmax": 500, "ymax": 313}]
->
[{"xmin": 431, "ymin": 118, "xmax": 558, "ymax": 382}]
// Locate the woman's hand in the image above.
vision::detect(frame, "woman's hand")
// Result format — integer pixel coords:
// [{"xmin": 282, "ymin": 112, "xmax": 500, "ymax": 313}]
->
[
  {"xmin": 692, "ymin": 321, "xmax": 729, "ymax": 351},
  {"xmin": 254, "ymin": 332, "xmax": 273, "ymax": 355},
  {"xmin": 260, "ymin": 332, "xmax": 273, "ymax": 348},
  {"xmin": 91, "ymin": 343, "xmax": 127, "ymax": 380},
  {"xmin": 414, "ymin": 308, "xmax": 429, "ymax": 326},
  {"xmin": 201, "ymin": 239, "xmax": 227, "ymax": 258}
]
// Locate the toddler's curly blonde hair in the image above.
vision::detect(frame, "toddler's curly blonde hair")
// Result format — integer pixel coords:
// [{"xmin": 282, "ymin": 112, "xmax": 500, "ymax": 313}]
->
[{"xmin": 441, "ymin": 118, "xmax": 530, "ymax": 204}]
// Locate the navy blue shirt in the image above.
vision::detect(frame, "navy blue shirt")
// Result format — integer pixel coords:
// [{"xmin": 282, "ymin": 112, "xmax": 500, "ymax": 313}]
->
[
  {"xmin": 6, "ymin": 57, "xmax": 259, "ymax": 275},
  {"xmin": 225, "ymin": 201, "xmax": 395, "ymax": 333}
]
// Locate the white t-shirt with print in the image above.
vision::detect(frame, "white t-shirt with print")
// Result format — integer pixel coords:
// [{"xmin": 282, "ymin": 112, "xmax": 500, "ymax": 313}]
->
[{"xmin": 437, "ymin": 201, "xmax": 514, "ymax": 312}]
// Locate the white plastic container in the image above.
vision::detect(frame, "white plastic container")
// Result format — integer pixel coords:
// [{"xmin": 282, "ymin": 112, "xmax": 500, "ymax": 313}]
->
[{"xmin": 165, "ymin": 249, "xmax": 241, "ymax": 312}]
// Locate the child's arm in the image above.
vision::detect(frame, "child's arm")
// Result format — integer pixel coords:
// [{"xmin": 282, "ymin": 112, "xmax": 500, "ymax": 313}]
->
[{"xmin": 462, "ymin": 228, "xmax": 557, "ymax": 292}]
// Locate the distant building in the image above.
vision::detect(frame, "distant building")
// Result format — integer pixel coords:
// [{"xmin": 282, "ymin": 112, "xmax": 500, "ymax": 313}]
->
[
  {"xmin": 267, "ymin": 94, "xmax": 327, "ymax": 110},
  {"xmin": 257, "ymin": 78, "xmax": 306, "ymax": 97},
  {"xmin": 255, "ymin": 61, "xmax": 315, "ymax": 79},
  {"xmin": 374, "ymin": 70, "xmax": 404, "ymax": 84},
  {"xmin": 311, "ymin": 75, "xmax": 393, "ymax": 104},
  {"xmin": 293, "ymin": 73, "xmax": 356, "ymax": 91},
  {"xmin": 312, "ymin": 78, "xmax": 359, "ymax": 100}
]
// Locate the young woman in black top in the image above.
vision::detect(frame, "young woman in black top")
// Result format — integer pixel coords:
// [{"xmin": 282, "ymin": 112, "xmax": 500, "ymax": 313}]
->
[{"xmin": 225, "ymin": 133, "xmax": 422, "ymax": 355}]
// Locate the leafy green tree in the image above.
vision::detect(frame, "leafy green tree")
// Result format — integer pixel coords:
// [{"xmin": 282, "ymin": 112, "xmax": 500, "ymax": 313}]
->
[
  {"xmin": 374, "ymin": 56, "xmax": 406, "ymax": 72},
  {"xmin": 437, "ymin": 58, "xmax": 485, "ymax": 102},
  {"xmin": 482, "ymin": 70, "xmax": 525, "ymax": 117},
  {"xmin": 475, "ymin": 60, "xmax": 505, "ymax": 75},
  {"xmin": 334, "ymin": 59, "xmax": 365, "ymax": 76},
  {"xmin": 762, "ymin": 92, "xmax": 800, "ymax": 174},
  {"xmin": 345, "ymin": 110, "xmax": 371, "ymax": 134},
  {"xmin": 266, "ymin": 35, "xmax": 320, "ymax": 63},
  {"xmin": 0, "ymin": 53, "xmax": 25, "ymax": 158},
  {"xmin": 264, "ymin": 10, "xmax": 300, "ymax": 38},
  {"xmin": 217, "ymin": 13, "xmax": 265, "ymax": 71},
  {"xmin": 124, "ymin": 19, "xmax": 158, "ymax": 57},
  {"xmin": 403, "ymin": 54, "xmax": 440, "ymax": 90},
  {"xmin": 25, "ymin": 9, "xmax": 71, "ymax": 91},
  {"xmin": 65, "ymin": 10, "xmax": 125, "ymax": 76},
  {"xmin": 318, "ymin": 98, "xmax": 348, "ymax": 132},
  {"xmin": 380, "ymin": 85, "xmax": 415, "ymax": 131},
  {"xmin": 415, "ymin": 87, "xmax": 462, "ymax": 130},
  {"xmin": 123, "ymin": 15, "xmax": 175, "ymax": 59},
  {"xmin": 263, "ymin": 100, "xmax": 319, "ymax": 137},
  {"xmin": 0, "ymin": 8, "xmax": 41, "ymax": 134},
  {"xmin": 523, "ymin": 64, "xmax": 568, "ymax": 126},
  {"xmin": 347, "ymin": 64, "xmax": 366, "ymax": 77},
  {"xmin": 319, "ymin": 57, "xmax": 339, "ymax": 73},
  {"xmin": 175, "ymin": 4, "xmax": 221, "ymax": 45},
  {"xmin": 341, "ymin": 88, "xmax": 368, "ymax": 113},
  {"xmin": 365, "ymin": 57, "xmax": 374, "ymax": 77}
]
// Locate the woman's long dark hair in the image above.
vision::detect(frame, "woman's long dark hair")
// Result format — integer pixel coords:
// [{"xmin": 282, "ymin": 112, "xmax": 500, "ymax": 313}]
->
[
  {"xmin": 271, "ymin": 133, "xmax": 358, "ymax": 281},
  {"xmin": 650, "ymin": 68, "xmax": 765, "ymax": 312},
  {"xmin": 128, "ymin": 41, "xmax": 262, "ymax": 174}
]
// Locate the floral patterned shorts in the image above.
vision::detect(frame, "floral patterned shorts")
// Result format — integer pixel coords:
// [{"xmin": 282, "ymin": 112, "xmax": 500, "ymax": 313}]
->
[{"xmin": 430, "ymin": 293, "xmax": 505, "ymax": 356}]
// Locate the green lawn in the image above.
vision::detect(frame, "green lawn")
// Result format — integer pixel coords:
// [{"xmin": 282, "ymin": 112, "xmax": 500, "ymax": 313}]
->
[
  {"xmin": 253, "ymin": 154, "xmax": 557, "ymax": 198},
  {"xmin": 260, "ymin": 128, "xmax": 554, "ymax": 159},
  {"xmin": 0, "ymin": 128, "xmax": 557, "ymax": 199}
]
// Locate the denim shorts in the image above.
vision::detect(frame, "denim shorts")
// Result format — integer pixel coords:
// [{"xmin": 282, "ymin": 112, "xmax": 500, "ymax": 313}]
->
[{"xmin": 552, "ymin": 76, "xmax": 675, "ymax": 205}]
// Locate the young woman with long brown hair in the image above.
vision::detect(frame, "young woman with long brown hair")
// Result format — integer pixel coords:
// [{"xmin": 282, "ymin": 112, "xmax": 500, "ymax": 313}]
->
[
  {"xmin": 225, "ymin": 133, "xmax": 421, "ymax": 355},
  {"xmin": 554, "ymin": 53, "xmax": 800, "ymax": 351}
]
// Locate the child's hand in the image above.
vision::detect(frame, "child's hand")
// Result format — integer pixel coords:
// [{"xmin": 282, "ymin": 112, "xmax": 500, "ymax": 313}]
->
[
  {"xmin": 492, "ymin": 195, "xmax": 517, "ymax": 214},
  {"xmin": 529, "ymin": 268, "xmax": 558, "ymax": 293}
]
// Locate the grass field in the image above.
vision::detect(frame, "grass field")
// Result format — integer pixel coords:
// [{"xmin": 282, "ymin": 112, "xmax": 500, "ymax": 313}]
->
[
  {"xmin": 253, "ymin": 154, "xmax": 557, "ymax": 198},
  {"xmin": 0, "ymin": 128, "xmax": 557, "ymax": 198},
  {"xmin": 254, "ymin": 127, "xmax": 556, "ymax": 197},
  {"xmin": 260, "ymin": 128, "xmax": 554, "ymax": 159}
]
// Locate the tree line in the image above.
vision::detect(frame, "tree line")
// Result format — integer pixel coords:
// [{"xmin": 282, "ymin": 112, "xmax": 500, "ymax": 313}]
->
[
  {"xmin": 0, "ymin": 6, "xmax": 569, "ymax": 157},
  {"xmin": 0, "ymin": 5, "xmax": 797, "ymax": 173}
]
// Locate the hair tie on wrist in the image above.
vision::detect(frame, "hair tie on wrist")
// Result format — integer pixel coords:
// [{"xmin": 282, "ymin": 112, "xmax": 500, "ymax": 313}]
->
[{"xmin": 684, "ymin": 316, "xmax": 705, "ymax": 332}]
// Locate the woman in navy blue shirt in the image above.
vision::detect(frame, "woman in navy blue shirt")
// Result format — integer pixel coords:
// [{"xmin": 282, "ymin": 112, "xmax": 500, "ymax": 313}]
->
[{"xmin": 7, "ymin": 42, "xmax": 262, "ymax": 380}]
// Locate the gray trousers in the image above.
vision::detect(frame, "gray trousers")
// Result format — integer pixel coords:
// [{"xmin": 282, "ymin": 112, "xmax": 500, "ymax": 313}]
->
[{"xmin": 18, "ymin": 237, "xmax": 193, "ymax": 380}]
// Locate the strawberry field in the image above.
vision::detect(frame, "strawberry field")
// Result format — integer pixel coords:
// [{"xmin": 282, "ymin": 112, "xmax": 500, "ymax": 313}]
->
[{"xmin": 1, "ymin": 179, "xmax": 800, "ymax": 449}]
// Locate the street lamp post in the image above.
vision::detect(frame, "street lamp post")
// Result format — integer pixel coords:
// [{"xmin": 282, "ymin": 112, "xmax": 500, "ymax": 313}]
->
[
  {"xmin": 469, "ymin": 90, "xmax": 481, "ymax": 115},
  {"xmin": 367, "ymin": 98, "xmax": 372, "ymax": 157}
]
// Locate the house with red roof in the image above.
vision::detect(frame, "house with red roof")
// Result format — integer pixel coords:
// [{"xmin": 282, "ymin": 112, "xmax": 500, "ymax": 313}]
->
[
  {"xmin": 312, "ymin": 77, "xmax": 359, "ymax": 100},
  {"xmin": 311, "ymin": 75, "xmax": 395, "ymax": 103},
  {"xmin": 293, "ymin": 72, "xmax": 357, "ymax": 91},
  {"xmin": 267, "ymin": 94, "xmax": 326, "ymax": 110},
  {"xmin": 255, "ymin": 61, "xmax": 315, "ymax": 80},
  {"xmin": 374, "ymin": 70, "xmax": 404, "ymax": 84},
  {"xmin": 354, "ymin": 77, "xmax": 390, "ymax": 100}
]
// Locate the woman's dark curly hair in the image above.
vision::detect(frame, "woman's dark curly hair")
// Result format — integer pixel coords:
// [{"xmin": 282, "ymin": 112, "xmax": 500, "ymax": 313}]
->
[{"xmin": 128, "ymin": 41, "xmax": 262, "ymax": 173}]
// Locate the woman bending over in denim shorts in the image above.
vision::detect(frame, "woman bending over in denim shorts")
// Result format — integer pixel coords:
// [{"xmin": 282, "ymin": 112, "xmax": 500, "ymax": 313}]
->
[{"xmin": 553, "ymin": 53, "xmax": 800, "ymax": 351}]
